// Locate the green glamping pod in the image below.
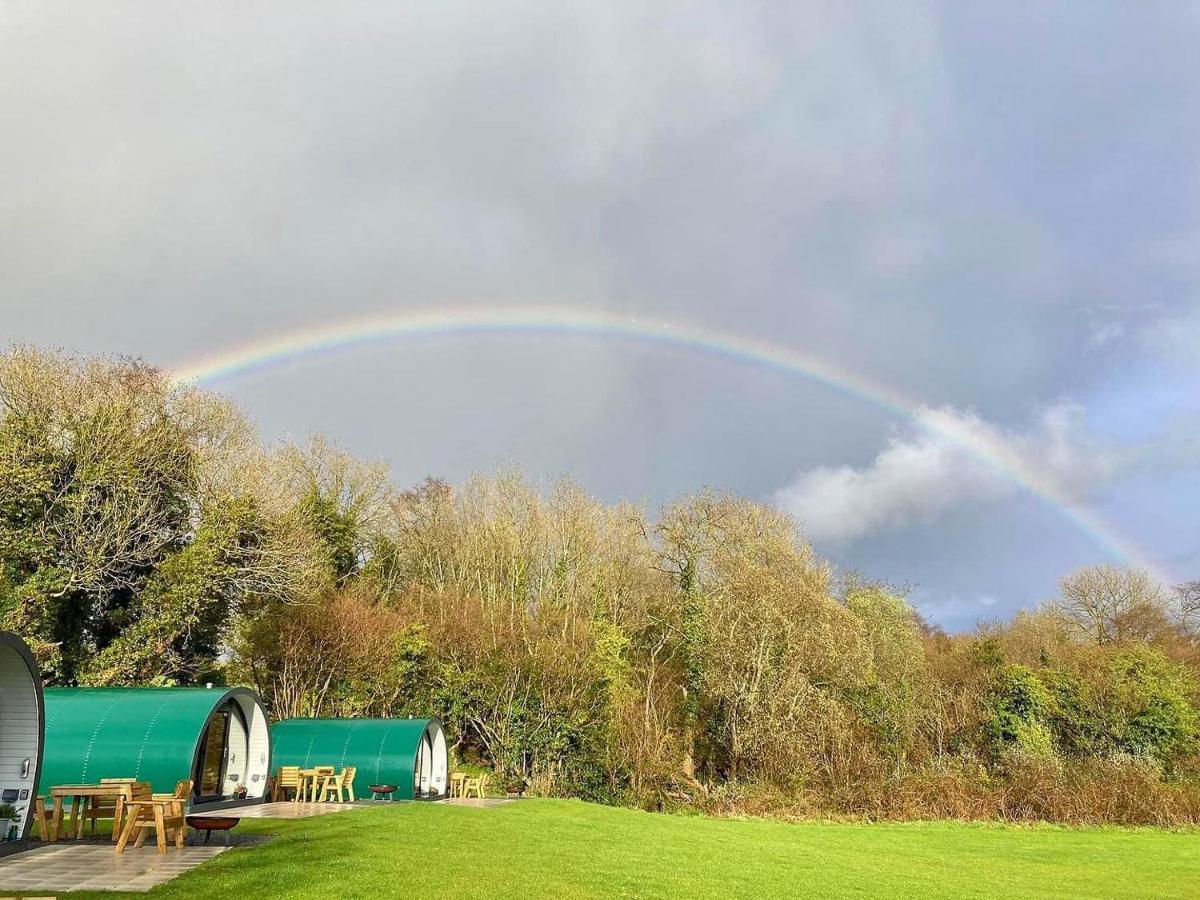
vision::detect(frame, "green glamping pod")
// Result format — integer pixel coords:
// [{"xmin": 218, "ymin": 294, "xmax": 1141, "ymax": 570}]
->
[
  {"xmin": 0, "ymin": 633, "xmax": 44, "ymax": 848},
  {"xmin": 42, "ymin": 687, "xmax": 272, "ymax": 813},
  {"xmin": 272, "ymin": 718, "xmax": 448, "ymax": 800}
]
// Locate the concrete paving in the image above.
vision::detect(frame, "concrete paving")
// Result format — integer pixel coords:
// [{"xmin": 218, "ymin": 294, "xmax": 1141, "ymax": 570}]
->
[
  {"xmin": 0, "ymin": 843, "xmax": 227, "ymax": 893},
  {"xmin": 234, "ymin": 801, "xmax": 364, "ymax": 819}
]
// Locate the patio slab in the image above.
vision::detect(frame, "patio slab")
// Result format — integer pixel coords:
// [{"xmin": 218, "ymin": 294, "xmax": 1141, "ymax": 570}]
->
[
  {"xmin": 234, "ymin": 801, "xmax": 363, "ymax": 819},
  {"xmin": 0, "ymin": 843, "xmax": 227, "ymax": 893}
]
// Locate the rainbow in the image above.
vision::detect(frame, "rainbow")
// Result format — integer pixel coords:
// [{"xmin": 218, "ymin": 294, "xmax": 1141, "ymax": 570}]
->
[{"xmin": 168, "ymin": 306, "xmax": 1171, "ymax": 584}]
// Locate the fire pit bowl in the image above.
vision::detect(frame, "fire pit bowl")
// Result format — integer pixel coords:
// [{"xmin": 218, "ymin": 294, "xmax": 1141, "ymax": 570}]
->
[
  {"xmin": 186, "ymin": 815, "xmax": 240, "ymax": 845},
  {"xmin": 369, "ymin": 784, "xmax": 398, "ymax": 801}
]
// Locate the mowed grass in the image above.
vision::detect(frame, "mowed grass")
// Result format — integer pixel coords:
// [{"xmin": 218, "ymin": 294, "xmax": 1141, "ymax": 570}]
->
[{"xmin": 16, "ymin": 799, "xmax": 1200, "ymax": 899}]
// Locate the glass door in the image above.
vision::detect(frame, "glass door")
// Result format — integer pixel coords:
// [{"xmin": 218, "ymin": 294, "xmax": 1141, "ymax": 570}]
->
[
  {"xmin": 414, "ymin": 735, "xmax": 429, "ymax": 797},
  {"xmin": 196, "ymin": 711, "xmax": 230, "ymax": 802}
]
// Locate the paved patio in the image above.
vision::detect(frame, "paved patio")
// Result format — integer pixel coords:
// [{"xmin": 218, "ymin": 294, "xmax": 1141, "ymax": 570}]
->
[
  {"xmin": 0, "ymin": 843, "xmax": 227, "ymax": 893},
  {"xmin": 234, "ymin": 801, "xmax": 364, "ymax": 818}
]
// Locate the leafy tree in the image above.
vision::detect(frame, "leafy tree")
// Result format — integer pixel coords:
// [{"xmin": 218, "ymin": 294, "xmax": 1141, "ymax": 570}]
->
[{"xmin": 1107, "ymin": 646, "xmax": 1199, "ymax": 767}]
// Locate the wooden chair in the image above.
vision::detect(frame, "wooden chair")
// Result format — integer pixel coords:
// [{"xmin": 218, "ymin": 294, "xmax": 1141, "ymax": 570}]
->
[
  {"xmin": 463, "ymin": 776, "xmax": 485, "ymax": 799},
  {"xmin": 116, "ymin": 799, "xmax": 186, "ymax": 854},
  {"xmin": 273, "ymin": 766, "xmax": 301, "ymax": 802},
  {"xmin": 154, "ymin": 780, "xmax": 192, "ymax": 844},
  {"xmin": 449, "ymin": 772, "xmax": 467, "ymax": 799},
  {"xmin": 308, "ymin": 766, "xmax": 335, "ymax": 802},
  {"xmin": 319, "ymin": 766, "xmax": 356, "ymax": 802},
  {"xmin": 152, "ymin": 779, "xmax": 193, "ymax": 809},
  {"xmin": 293, "ymin": 769, "xmax": 313, "ymax": 806}
]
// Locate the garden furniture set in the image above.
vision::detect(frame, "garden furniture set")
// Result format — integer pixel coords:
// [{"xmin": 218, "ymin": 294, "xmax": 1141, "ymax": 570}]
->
[{"xmin": 269, "ymin": 765, "xmax": 357, "ymax": 803}]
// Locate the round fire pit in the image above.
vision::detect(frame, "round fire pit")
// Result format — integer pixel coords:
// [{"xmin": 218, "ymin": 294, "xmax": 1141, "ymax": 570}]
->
[
  {"xmin": 369, "ymin": 784, "xmax": 397, "ymax": 801},
  {"xmin": 186, "ymin": 815, "xmax": 240, "ymax": 845}
]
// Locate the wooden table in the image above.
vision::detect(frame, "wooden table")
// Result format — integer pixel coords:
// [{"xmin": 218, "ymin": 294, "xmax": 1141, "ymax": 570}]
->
[{"xmin": 48, "ymin": 782, "xmax": 149, "ymax": 843}]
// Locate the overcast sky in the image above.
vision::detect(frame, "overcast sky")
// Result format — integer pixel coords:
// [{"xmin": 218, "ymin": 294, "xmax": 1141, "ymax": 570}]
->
[{"xmin": 2, "ymin": 2, "xmax": 1197, "ymax": 629}]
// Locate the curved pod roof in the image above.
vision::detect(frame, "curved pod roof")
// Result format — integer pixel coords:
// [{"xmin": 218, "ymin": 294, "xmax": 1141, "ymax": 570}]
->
[
  {"xmin": 0, "ymin": 633, "xmax": 44, "ymax": 844},
  {"xmin": 43, "ymin": 687, "xmax": 271, "ymax": 813},
  {"xmin": 272, "ymin": 718, "xmax": 448, "ymax": 800}
]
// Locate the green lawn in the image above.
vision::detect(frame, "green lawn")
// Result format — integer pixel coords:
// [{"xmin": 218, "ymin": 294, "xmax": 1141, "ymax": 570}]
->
[{"xmin": 16, "ymin": 800, "xmax": 1200, "ymax": 899}]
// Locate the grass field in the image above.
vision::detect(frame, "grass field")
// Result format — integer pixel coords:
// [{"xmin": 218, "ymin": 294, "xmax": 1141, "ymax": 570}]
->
[{"xmin": 15, "ymin": 800, "xmax": 1200, "ymax": 899}]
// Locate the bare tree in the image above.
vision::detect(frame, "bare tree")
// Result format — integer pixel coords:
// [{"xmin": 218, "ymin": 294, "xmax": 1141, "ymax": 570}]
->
[
  {"xmin": 1173, "ymin": 581, "xmax": 1200, "ymax": 635},
  {"xmin": 1051, "ymin": 564, "xmax": 1167, "ymax": 645}
]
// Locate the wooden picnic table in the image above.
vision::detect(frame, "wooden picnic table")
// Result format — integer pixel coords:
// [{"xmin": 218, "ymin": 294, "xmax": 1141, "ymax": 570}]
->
[{"xmin": 48, "ymin": 782, "xmax": 149, "ymax": 843}]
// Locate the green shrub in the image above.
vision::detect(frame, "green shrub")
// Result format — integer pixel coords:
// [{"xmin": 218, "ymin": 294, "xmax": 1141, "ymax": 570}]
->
[{"xmin": 986, "ymin": 664, "xmax": 1055, "ymax": 759}]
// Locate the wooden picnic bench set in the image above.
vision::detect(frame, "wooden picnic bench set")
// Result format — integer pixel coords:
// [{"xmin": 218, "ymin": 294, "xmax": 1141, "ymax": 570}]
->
[
  {"xmin": 31, "ymin": 778, "xmax": 194, "ymax": 854},
  {"xmin": 448, "ymin": 772, "xmax": 490, "ymax": 798},
  {"xmin": 269, "ymin": 765, "xmax": 357, "ymax": 802}
]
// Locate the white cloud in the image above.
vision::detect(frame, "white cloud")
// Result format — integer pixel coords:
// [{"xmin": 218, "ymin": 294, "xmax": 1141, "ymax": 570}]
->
[
  {"xmin": 1087, "ymin": 321, "xmax": 1125, "ymax": 349},
  {"xmin": 772, "ymin": 403, "xmax": 1127, "ymax": 545}
]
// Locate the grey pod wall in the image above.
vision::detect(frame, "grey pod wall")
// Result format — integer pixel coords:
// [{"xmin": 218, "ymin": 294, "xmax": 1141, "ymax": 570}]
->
[{"xmin": 0, "ymin": 633, "xmax": 44, "ymax": 848}]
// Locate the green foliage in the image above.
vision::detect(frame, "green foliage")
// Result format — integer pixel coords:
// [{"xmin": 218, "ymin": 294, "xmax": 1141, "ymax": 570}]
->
[
  {"xmin": 986, "ymin": 664, "xmax": 1056, "ymax": 758},
  {"xmin": 1039, "ymin": 666, "xmax": 1096, "ymax": 754},
  {"xmin": 971, "ymin": 637, "xmax": 1006, "ymax": 670},
  {"xmin": 297, "ymin": 486, "xmax": 361, "ymax": 583},
  {"xmin": 80, "ymin": 497, "xmax": 267, "ymax": 685},
  {"xmin": 331, "ymin": 623, "xmax": 433, "ymax": 717},
  {"xmin": 844, "ymin": 584, "xmax": 926, "ymax": 763},
  {"xmin": 1107, "ymin": 646, "xmax": 1199, "ymax": 766},
  {"xmin": 0, "ymin": 352, "xmax": 199, "ymax": 680}
]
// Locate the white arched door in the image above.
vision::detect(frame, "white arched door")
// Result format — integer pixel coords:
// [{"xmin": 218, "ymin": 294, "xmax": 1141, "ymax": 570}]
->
[{"xmin": 414, "ymin": 734, "xmax": 433, "ymax": 796}]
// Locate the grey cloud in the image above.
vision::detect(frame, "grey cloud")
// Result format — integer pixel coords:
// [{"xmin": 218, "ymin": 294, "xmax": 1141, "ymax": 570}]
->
[{"xmin": 1, "ymin": 2, "xmax": 1198, "ymax": 625}]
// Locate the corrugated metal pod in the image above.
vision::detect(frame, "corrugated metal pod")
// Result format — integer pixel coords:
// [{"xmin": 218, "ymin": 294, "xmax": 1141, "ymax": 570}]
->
[
  {"xmin": 272, "ymin": 718, "xmax": 448, "ymax": 800},
  {"xmin": 42, "ymin": 686, "xmax": 272, "ymax": 813}
]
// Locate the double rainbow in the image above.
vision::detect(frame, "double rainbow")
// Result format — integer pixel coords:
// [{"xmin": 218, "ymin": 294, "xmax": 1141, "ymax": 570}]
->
[{"xmin": 169, "ymin": 306, "xmax": 1169, "ymax": 584}]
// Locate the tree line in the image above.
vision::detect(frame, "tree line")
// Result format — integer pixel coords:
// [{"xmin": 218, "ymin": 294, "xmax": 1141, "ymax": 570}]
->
[{"xmin": 1, "ymin": 347, "xmax": 1197, "ymax": 824}]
